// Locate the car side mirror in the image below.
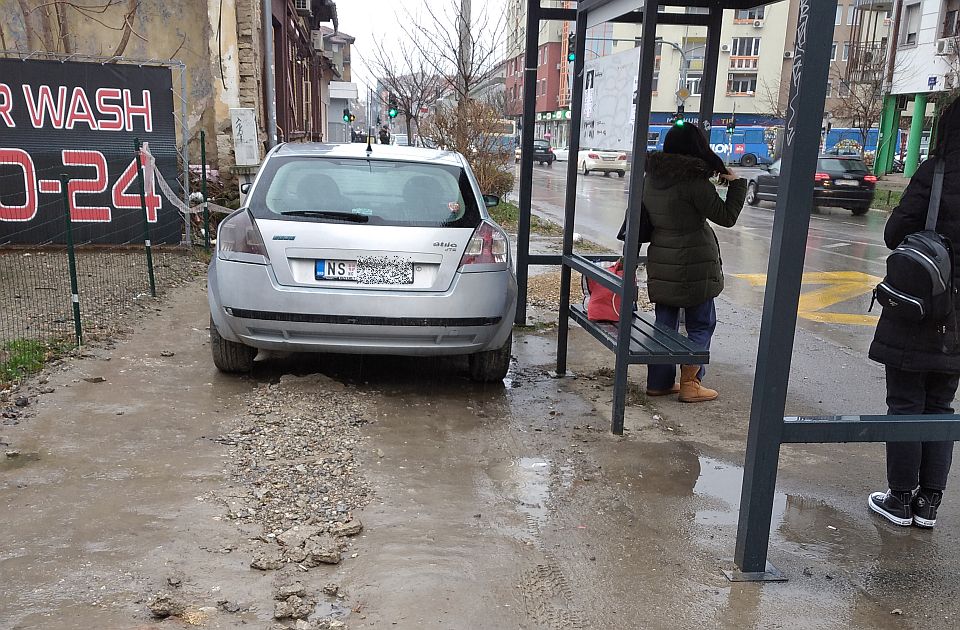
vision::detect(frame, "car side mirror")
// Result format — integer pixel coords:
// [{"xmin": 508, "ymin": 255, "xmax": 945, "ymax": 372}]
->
[
  {"xmin": 240, "ymin": 182, "xmax": 252, "ymax": 194},
  {"xmin": 483, "ymin": 194, "xmax": 500, "ymax": 208}
]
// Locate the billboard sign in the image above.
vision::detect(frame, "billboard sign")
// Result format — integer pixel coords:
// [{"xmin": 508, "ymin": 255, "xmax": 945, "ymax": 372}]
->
[{"xmin": 0, "ymin": 59, "xmax": 181, "ymax": 245}]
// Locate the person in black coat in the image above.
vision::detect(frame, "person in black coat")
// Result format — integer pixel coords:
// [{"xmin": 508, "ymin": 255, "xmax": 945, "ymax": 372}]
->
[{"xmin": 868, "ymin": 98, "xmax": 960, "ymax": 528}]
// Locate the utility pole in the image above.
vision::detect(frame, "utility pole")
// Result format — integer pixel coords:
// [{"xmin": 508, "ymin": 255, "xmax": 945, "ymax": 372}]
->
[
  {"xmin": 262, "ymin": 0, "xmax": 277, "ymax": 148},
  {"xmin": 458, "ymin": 0, "xmax": 472, "ymax": 99}
]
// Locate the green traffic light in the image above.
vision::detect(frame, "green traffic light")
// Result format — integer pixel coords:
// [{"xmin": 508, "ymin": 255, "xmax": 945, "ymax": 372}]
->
[
  {"xmin": 568, "ymin": 52, "xmax": 575, "ymax": 62},
  {"xmin": 388, "ymin": 107, "xmax": 398, "ymax": 118}
]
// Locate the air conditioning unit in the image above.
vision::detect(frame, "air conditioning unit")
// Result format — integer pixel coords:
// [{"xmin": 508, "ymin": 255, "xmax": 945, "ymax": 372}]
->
[
  {"xmin": 720, "ymin": 43, "xmax": 731, "ymax": 53},
  {"xmin": 783, "ymin": 50, "xmax": 795, "ymax": 59},
  {"xmin": 310, "ymin": 30, "xmax": 324, "ymax": 52},
  {"xmin": 947, "ymin": 72, "xmax": 957, "ymax": 89},
  {"xmin": 728, "ymin": 73, "xmax": 735, "ymax": 82},
  {"xmin": 294, "ymin": 0, "xmax": 311, "ymax": 17},
  {"xmin": 753, "ymin": 19, "xmax": 764, "ymax": 28},
  {"xmin": 936, "ymin": 38, "xmax": 957, "ymax": 56}
]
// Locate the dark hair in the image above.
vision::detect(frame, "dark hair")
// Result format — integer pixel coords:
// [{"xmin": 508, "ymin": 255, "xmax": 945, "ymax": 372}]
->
[
  {"xmin": 662, "ymin": 122, "xmax": 728, "ymax": 175},
  {"xmin": 933, "ymin": 97, "xmax": 960, "ymax": 157}
]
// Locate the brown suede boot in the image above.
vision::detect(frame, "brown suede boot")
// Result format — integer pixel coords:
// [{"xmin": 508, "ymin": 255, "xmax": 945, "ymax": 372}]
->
[{"xmin": 679, "ymin": 365, "xmax": 718, "ymax": 402}]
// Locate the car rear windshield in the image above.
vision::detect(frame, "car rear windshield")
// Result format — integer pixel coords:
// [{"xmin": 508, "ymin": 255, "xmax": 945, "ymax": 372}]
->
[
  {"xmin": 249, "ymin": 156, "xmax": 481, "ymax": 228},
  {"xmin": 819, "ymin": 158, "xmax": 868, "ymax": 174}
]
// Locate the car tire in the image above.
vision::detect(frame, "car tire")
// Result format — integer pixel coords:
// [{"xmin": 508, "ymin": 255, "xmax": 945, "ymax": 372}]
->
[
  {"xmin": 469, "ymin": 333, "xmax": 512, "ymax": 383},
  {"xmin": 547, "ymin": 160, "xmax": 553, "ymax": 167},
  {"xmin": 741, "ymin": 153, "xmax": 758, "ymax": 168},
  {"xmin": 581, "ymin": 162, "xmax": 589, "ymax": 176},
  {"xmin": 617, "ymin": 171, "xmax": 626, "ymax": 178},
  {"xmin": 604, "ymin": 171, "xmax": 611, "ymax": 177},
  {"xmin": 746, "ymin": 182, "xmax": 758, "ymax": 206},
  {"xmin": 210, "ymin": 316, "xmax": 256, "ymax": 373},
  {"xmin": 850, "ymin": 206, "xmax": 870, "ymax": 216}
]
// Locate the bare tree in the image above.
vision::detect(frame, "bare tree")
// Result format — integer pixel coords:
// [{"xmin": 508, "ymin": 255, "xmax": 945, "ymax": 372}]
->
[
  {"xmin": 366, "ymin": 38, "xmax": 448, "ymax": 144},
  {"xmin": 755, "ymin": 77, "xmax": 788, "ymax": 121},
  {"xmin": 828, "ymin": 62, "xmax": 886, "ymax": 152},
  {"xmin": 401, "ymin": 1, "xmax": 505, "ymax": 103},
  {"xmin": 9, "ymin": 0, "xmax": 143, "ymax": 56}
]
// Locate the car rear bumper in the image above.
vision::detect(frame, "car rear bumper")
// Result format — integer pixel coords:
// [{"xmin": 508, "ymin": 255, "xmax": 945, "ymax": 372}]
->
[
  {"xmin": 208, "ymin": 259, "xmax": 517, "ymax": 356},
  {"xmin": 583, "ymin": 159, "xmax": 629, "ymax": 172},
  {"xmin": 813, "ymin": 188, "xmax": 874, "ymax": 208}
]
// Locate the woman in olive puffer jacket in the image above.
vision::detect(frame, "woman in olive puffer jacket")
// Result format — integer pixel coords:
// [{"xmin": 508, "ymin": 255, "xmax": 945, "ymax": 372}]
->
[{"xmin": 643, "ymin": 122, "xmax": 747, "ymax": 403}]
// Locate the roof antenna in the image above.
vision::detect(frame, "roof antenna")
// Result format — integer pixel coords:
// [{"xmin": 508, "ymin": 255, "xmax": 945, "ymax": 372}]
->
[{"xmin": 366, "ymin": 126, "xmax": 373, "ymax": 155}]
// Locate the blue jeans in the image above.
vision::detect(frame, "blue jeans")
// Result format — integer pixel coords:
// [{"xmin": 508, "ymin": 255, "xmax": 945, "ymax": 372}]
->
[{"xmin": 646, "ymin": 299, "xmax": 717, "ymax": 390}]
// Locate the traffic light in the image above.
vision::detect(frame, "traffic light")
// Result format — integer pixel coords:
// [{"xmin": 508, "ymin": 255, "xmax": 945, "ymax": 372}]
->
[
  {"xmin": 349, "ymin": 113, "xmax": 356, "ymax": 123},
  {"xmin": 567, "ymin": 32, "xmax": 576, "ymax": 62},
  {"xmin": 387, "ymin": 94, "xmax": 398, "ymax": 119},
  {"xmin": 342, "ymin": 108, "xmax": 350, "ymax": 123},
  {"xmin": 726, "ymin": 120, "xmax": 736, "ymax": 135}
]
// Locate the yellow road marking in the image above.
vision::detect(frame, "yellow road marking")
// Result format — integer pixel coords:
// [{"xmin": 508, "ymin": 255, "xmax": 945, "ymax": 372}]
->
[{"xmin": 734, "ymin": 271, "xmax": 882, "ymax": 326}]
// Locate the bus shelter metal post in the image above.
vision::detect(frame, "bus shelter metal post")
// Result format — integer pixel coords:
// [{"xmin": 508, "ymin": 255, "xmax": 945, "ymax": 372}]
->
[
  {"xmin": 729, "ymin": 0, "xmax": 838, "ymax": 582},
  {"xmin": 556, "ymin": 10, "xmax": 589, "ymax": 376},
  {"xmin": 515, "ymin": 0, "xmax": 541, "ymax": 326},
  {"xmin": 698, "ymin": 6, "xmax": 724, "ymax": 133},
  {"xmin": 610, "ymin": 0, "xmax": 660, "ymax": 436}
]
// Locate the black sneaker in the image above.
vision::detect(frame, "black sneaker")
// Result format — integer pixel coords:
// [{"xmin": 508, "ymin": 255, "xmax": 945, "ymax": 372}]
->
[
  {"xmin": 868, "ymin": 490, "xmax": 914, "ymax": 526},
  {"xmin": 912, "ymin": 489, "xmax": 942, "ymax": 528}
]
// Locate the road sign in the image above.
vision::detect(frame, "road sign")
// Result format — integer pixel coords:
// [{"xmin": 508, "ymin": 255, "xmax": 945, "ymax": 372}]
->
[{"xmin": 929, "ymin": 75, "xmax": 938, "ymax": 88}]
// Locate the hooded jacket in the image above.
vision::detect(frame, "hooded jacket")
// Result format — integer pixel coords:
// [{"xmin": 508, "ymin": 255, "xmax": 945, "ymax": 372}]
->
[
  {"xmin": 869, "ymin": 152, "xmax": 960, "ymax": 373},
  {"xmin": 643, "ymin": 152, "xmax": 747, "ymax": 307}
]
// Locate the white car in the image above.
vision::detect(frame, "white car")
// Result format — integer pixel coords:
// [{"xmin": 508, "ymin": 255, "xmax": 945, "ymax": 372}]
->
[
  {"xmin": 579, "ymin": 148, "xmax": 629, "ymax": 177},
  {"xmin": 554, "ymin": 147, "xmax": 569, "ymax": 162}
]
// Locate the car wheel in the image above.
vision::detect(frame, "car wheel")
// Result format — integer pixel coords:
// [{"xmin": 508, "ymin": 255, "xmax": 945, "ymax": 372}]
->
[
  {"xmin": 210, "ymin": 316, "xmax": 256, "ymax": 373},
  {"xmin": 617, "ymin": 171, "xmax": 626, "ymax": 178},
  {"xmin": 850, "ymin": 206, "xmax": 870, "ymax": 216},
  {"xmin": 581, "ymin": 162, "xmax": 589, "ymax": 176},
  {"xmin": 469, "ymin": 333, "xmax": 512, "ymax": 383},
  {"xmin": 604, "ymin": 171, "xmax": 611, "ymax": 177},
  {"xmin": 746, "ymin": 182, "xmax": 758, "ymax": 206},
  {"xmin": 741, "ymin": 153, "xmax": 758, "ymax": 168}
]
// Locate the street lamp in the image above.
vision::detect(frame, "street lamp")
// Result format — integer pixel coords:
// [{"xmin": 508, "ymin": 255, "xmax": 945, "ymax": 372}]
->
[{"xmin": 656, "ymin": 37, "xmax": 706, "ymax": 112}]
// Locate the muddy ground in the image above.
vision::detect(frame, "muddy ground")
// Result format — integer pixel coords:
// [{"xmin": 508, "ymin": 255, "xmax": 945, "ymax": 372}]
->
[{"xmin": 2, "ymin": 277, "xmax": 959, "ymax": 630}]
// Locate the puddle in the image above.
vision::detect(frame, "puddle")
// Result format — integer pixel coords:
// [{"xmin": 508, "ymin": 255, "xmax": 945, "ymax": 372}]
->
[
  {"xmin": 312, "ymin": 598, "xmax": 350, "ymax": 620},
  {"xmin": 694, "ymin": 456, "xmax": 786, "ymax": 528},
  {"xmin": 1, "ymin": 451, "xmax": 40, "ymax": 470},
  {"xmin": 488, "ymin": 457, "xmax": 553, "ymax": 524}
]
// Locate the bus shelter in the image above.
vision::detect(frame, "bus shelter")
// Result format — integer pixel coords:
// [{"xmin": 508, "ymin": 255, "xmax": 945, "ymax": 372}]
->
[{"xmin": 514, "ymin": 0, "xmax": 960, "ymax": 581}]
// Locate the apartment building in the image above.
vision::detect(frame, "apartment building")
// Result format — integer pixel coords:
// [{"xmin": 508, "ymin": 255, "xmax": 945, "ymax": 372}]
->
[{"xmin": 862, "ymin": 0, "xmax": 959, "ymax": 175}]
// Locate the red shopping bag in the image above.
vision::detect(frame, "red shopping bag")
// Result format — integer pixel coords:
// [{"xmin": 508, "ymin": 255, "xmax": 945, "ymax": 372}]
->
[{"xmin": 585, "ymin": 259, "xmax": 624, "ymax": 322}]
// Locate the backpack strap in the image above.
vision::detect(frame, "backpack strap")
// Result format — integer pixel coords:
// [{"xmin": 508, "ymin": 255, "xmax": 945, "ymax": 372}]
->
[{"xmin": 926, "ymin": 158, "xmax": 946, "ymax": 232}]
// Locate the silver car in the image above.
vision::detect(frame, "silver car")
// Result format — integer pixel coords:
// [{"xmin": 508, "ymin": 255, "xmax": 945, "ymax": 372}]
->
[{"xmin": 208, "ymin": 143, "xmax": 517, "ymax": 382}]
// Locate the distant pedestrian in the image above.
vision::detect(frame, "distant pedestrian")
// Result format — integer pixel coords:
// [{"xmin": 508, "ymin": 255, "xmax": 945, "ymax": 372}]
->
[
  {"xmin": 868, "ymin": 98, "xmax": 960, "ymax": 529},
  {"xmin": 379, "ymin": 126, "xmax": 390, "ymax": 145},
  {"xmin": 640, "ymin": 121, "xmax": 746, "ymax": 402}
]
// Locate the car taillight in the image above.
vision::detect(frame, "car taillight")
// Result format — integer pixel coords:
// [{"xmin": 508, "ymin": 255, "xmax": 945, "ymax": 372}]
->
[
  {"xmin": 863, "ymin": 175, "xmax": 878, "ymax": 183},
  {"xmin": 218, "ymin": 210, "xmax": 270, "ymax": 264},
  {"xmin": 618, "ymin": 154, "xmax": 627, "ymax": 161},
  {"xmin": 814, "ymin": 172, "xmax": 830, "ymax": 182},
  {"xmin": 588, "ymin": 153, "xmax": 600, "ymax": 159},
  {"xmin": 460, "ymin": 221, "xmax": 508, "ymax": 267}
]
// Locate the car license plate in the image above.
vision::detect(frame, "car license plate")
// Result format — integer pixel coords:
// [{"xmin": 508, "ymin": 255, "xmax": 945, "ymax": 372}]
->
[
  {"xmin": 603, "ymin": 157, "xmax": 615, "ymax": 161},
  {"xmin": 316, "ymin": 259, "xmax": 357, "ymax": 281},
  {"xmin": 835, "ymin": 179, "xmax": 858, "ymax": 186}
]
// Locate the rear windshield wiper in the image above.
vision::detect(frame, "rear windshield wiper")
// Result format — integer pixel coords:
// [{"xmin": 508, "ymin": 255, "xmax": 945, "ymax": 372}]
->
[{"xmin": 280, "ymin": 210, "xmax": 369, "ymax": 223}]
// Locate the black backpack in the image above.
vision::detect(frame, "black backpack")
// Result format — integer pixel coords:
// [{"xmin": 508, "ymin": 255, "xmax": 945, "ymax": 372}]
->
[{"xmin": 873, "ymin": 159, "xmax": 954, "ymax": 323}]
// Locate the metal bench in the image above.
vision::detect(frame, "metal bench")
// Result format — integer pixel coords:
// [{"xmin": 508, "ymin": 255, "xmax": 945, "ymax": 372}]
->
[{"xmin": 568, "ymin": 305, "xmax": 709, "ymax": 365}]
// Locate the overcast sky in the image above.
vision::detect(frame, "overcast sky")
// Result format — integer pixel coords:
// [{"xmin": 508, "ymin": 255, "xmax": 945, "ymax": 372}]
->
[{"xmin": 336, "ymin": 0, "xmax": 508, "ymax": 99}]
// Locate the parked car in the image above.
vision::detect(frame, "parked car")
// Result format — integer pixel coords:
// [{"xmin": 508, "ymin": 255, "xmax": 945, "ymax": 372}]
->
[
  {"xmin": 745, "ymin": 155, "xmax": 877, "ymax": 216},
  {"xmin": 554, "ymin": 146, "xmax": 570, "ymax": 162},
  {"xmin": 208, "ymin": 143, "xmax": 517, "ymax": 382},
  {"xmin": 514, "ymin": 139, "xmax": 555, "ymax": 165},
  {"xmin": 578, "ymin": 148, "xmax": 629, "ymax": 177}
]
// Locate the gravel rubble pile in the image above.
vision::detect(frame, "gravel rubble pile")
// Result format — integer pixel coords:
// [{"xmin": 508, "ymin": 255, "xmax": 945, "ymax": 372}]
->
[{"xmin": 216, "ymin": 373, "xmax": 374, "ymax": 541}]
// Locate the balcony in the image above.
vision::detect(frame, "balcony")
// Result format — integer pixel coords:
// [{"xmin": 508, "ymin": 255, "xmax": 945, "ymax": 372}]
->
[
  {"xmin": 855, "ymin": 0, "xmax": 894, "ymax": 11},
  {"xmin": 845, "ymin": 42, "xmax": 888, "ymax": 84},
  {"xmin": 729, "ymin": 56, "xmax": 759, "ymax": 72}
]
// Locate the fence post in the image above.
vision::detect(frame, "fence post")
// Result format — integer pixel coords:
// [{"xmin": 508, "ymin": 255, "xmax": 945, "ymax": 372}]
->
[
  {"xmin": 201, "ymin": 130, "xmax": 210, "ymax": 252},
  {"xmin": 60, "ymin": 174, "xmax": 83, "ymax": 347},
  {"xmin": 134, "ymin": 138, "xmax": 157, "ymax": 297}
]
